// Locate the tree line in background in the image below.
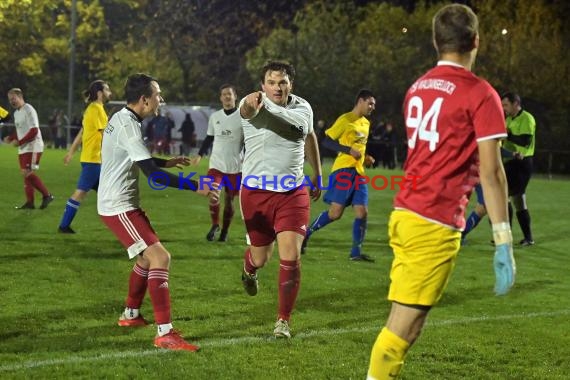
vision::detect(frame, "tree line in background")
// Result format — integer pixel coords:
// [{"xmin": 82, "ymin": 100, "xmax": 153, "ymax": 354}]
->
[{"xmin": 0, "ymin": 0, "xmax": 568, "ymax": 166}]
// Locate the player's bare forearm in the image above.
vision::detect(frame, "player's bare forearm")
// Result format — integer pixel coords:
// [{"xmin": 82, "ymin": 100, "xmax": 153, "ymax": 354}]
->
[
  {"xmin": 67, "ymin": 129, "xmax": 83, "ymax": 156},
  {"xmin": 478, "ymin": 139, "xmax": 508, "ymax": 224}
]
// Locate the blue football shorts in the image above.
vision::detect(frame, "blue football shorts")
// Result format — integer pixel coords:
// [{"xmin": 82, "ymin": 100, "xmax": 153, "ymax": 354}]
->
[
  {"xmin": 323, "ymin": 168, "xmax": 368, "ymax": 207},
  {"xmin": 77, "ymin": 162, "xmax": 101, "ymax": 192}
]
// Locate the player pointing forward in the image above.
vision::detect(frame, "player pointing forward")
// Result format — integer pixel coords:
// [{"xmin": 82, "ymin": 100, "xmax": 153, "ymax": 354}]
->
[
  {"xmin": 239, "ymin": 61, "xmax": 322, "ymax": 339},
  {"xmin": 367, "ymin": 4, "xmax": 515, "ymax": 379}
]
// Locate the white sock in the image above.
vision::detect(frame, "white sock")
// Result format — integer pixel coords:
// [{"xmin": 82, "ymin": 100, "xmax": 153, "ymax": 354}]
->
[
  {"xmin": 158, "ymin": 323, "xmax": 173, "ymax": 336},
  {"xmin": 124, "ymin": 307, "xmax": 140, "ymax": 319}
]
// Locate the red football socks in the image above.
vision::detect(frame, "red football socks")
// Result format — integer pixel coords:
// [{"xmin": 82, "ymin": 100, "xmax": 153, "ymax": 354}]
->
[
  {"xmin": 278, "ymin": 259, "xmax": 301, "ymax": 322},
  {"xmin": 243, "ymin": 248, "xmax": 259, "ymax": 275},
  {"xmin": 126, "ymin": 263, "xmax": 148, "ymax": 309},
  {"xmin": 148, "ymin": 268, "xmax": 171, "ymax": 325},
  {"xmin": 27, "ymin": 173, "xmax": 49, "ymax": 197}
]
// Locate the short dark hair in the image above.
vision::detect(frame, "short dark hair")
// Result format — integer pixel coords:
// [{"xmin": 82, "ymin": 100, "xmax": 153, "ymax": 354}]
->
[
  {"xmin": 433, "ymin": 4, "xmax": 478, "ymax": 55},
  {"xmin": 355, "ymin": 89, "xmax": 376, "ymax": 104},
  {"xmin": 7, "ymin": 88, "xmax": 24, "ymax": 98},
  {"xmin": 124, "ymin": 73, "xmax": 156, "ymax": 104},
  {"xmin": 501, "ymin": 92, "xmax": 521, "ymax": 104},
  {"xmin": 260, "ymin": 60, "xmax": 295, "ymax": 84},
  {"xmin": 83, "ymin": 80, "xmax": 107, "ymax": 103},
  {"xmin": 219, "ymin": 83, "xmax": 237, "ymax": 96}
]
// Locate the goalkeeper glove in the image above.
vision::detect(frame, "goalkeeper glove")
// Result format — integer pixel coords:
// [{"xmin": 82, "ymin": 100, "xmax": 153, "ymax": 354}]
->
[{"xmin": 492, "ymin": 222, "xmax": 516, "ymax": 296}]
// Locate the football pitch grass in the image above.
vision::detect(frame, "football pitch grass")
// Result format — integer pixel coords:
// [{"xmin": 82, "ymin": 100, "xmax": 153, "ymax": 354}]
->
[{"xmin": 1, "ymin": 145, "xmax": 569, "ymax": 379}]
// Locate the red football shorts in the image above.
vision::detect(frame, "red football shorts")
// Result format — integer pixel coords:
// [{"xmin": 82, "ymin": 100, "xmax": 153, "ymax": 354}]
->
[
  {"xmin": 240, "ymin": 186, "xmax": 310, "ymax": 247},
  {"xmin": 100, "ymin": 209, "xmax": 159, "ymax": 259},
  {"xmin": 206, "ymin": 168, "xmax": 240, "ymax": 198},
  {"xmin": 19, "ymin": 152, "xmax": 42, "ymax": 170}
]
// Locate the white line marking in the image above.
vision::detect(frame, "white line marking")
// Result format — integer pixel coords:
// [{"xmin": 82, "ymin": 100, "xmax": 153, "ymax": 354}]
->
[{"xmin": 2, "ymin": 309, "xmax": 568, "ymax": 372}]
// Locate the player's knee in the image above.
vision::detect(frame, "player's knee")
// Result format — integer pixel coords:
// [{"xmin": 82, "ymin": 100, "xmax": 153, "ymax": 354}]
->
[
  {"xmin": 144, "ymin": 244, "xmax": 171, "ymax": 268},
  {"xmin": 475, "ymin": 204, "xmax": 487, "ymax": 216},
  {"xmin": 72, "ymin": 190, "xmax": 87, "ymax": 201},
  {"xmin": 355, "ymin": 209, "xmax": 368, "ymax": 219},
  {"xmin": 328, "ymin": 209, "xmax": 343, "ymax": 220}
]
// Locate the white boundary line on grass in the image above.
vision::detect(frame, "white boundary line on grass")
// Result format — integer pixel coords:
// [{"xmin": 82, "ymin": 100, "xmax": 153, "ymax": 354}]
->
[{"xmin": 2, "ymin": 309, "xmax": 569, "ymax": 372}]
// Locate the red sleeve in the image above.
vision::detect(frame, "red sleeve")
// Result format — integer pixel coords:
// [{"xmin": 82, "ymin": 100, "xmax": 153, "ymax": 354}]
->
[
  {"xmin": 472, "ymin": 82, "xmax": 507, "ymax": 140},
  {"xmin": 18, "ymin": 127, "xmax": 38, "ymax": 146}
]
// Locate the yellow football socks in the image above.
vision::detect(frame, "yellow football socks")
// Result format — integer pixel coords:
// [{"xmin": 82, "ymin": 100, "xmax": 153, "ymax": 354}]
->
[{"xmin": 367, "ymin": 327, "xmax": 410, "ymax": 380}]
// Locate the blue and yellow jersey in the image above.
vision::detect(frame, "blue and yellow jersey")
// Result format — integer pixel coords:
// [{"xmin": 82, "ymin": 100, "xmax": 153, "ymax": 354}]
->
[
  {"xmin": 80, "ymin": 102, "xmax": 107, "ymax": 163},
  {"xmin": 326, "ymin": 111, "xmax": 370, "ymax": 175}
]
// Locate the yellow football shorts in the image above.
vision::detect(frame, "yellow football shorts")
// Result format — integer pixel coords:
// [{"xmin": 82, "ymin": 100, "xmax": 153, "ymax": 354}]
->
[{"xmin": 387, "ymin": 209, "xmax": 461, "ymax": 306}]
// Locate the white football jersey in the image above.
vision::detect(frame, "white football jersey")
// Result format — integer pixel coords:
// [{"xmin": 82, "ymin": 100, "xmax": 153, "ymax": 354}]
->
[
  {"xmin": 14, "ymin": 103, "xmax": 44, "ymax": 154},
  {"xmin": 207, "ymin": 108, "xmax": 243, "ymax": 174},
  {"xmin": 97, "ymin": 107, "xmax": 152, "ymax": 216},
  {"xmin": 240, "ymin": 93, "xmax": 313, "ymax": 192}
]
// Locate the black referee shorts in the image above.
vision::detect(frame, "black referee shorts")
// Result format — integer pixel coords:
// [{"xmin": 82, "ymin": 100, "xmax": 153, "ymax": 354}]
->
[{"xmin": 504, "ymin": 157, "xmax": 533, "ymax": 196}]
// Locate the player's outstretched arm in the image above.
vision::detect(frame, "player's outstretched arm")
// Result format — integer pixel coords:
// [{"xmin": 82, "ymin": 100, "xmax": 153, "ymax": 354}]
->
[
  {"xmin": 478, "ymin": 138, "xmax": 516, "ymax": 295},
  {"xmin": 261, "ymin": 93, "xmax": 312, "ymax": 129},
  {"xmin": 136, "ymin": 158, "xmax": 220, "ymax": 202}
]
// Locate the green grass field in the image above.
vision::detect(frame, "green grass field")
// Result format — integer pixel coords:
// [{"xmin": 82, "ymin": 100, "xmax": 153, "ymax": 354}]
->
[{"xmin": 1, "ymin": 145, "xmax": 569, "ymax": 379}]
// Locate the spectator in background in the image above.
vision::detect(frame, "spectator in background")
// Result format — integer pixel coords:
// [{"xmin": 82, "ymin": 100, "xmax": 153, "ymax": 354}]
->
[
  {"xmin": 51, "ymin": 109, "xmax": 68, "ymax": 149},
  {"xmin": 367, "ymin": 121, "xmax": 385, "ymax": 168},
  {"xmin": 151, "ymin": 113, "xmax": 169, "ymax": 155},
  {"xmin": 379, "ymin": 122, "xmax": 397, "ymax": 169},
  {"xmin": 47, "ymin": 109, "xmax": 59, "ymax": 148},
  {"xmin": 179, "ymin": 112, "xmax": 195, "ymax": 156},
  {"xmin": 165, "ymin": 111, "xmax": 175, "ymax": 155}
]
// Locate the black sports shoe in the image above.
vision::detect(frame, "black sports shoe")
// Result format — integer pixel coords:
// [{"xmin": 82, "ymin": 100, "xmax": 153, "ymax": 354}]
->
[
  {"xmin": 40, "ymin": 194, "xmax": 55, "ymax": 209},
  {"xmin": 206, "ymin": 224, "xmax": 220, "ymax": 241},
  {"xmin": 16, "ymin": 202, "xmax": 35, "ymax": 210},
  {"xmin": 58, "ymin": 226, "xmax": 76, "ymax": 234},
  {"xmin": 350, "ymin": 254, "xmax": 375, "ymax": 263},
  {"xmin": 241, "ymin": 269, "xmax": 258, "ymax": 296},
  {"xmin": 218, "ymin": 229, "xmax": 228, "ymax": 242},
  {"xmin": 519, "ymin": 239, "xmax": 535, "ymax": 247}
]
